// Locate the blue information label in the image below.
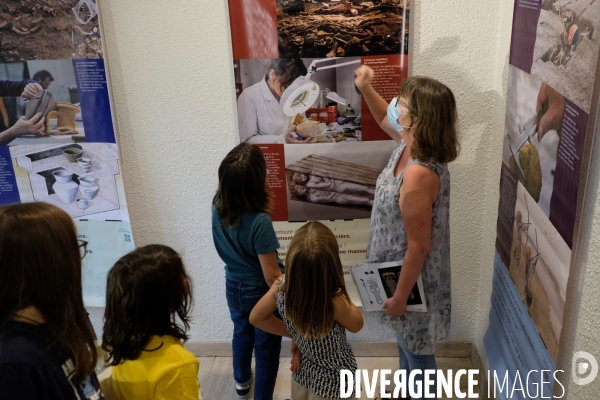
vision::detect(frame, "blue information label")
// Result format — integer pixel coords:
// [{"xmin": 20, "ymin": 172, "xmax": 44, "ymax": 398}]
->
[
  {"xmin": 73, "ymin": 59, "xmax": 116, "ymax": 143},
  {"xmin": 485, "ymin": 252, "xmax": 556, "ymax": 399},
  {"xmin": 0, "ymin": 147, "xmax": 20, "ymax": 205}
]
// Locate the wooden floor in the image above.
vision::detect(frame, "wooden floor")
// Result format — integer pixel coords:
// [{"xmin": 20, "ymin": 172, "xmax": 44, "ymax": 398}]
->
[{"xmin": 199, "ymin": 356, "xmax": 479, "ymax": 400}]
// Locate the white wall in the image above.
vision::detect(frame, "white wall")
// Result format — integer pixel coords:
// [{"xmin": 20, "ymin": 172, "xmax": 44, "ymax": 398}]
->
[
  {"xmin": 408, "ymin": 1, "xmax": 511, "ymax": 343},
  {"xmin": 472, "ymin": 0, "xmax": 515, "ymax": 369},
  {"xmin": 88, "ymin": 0, "xmax": 239, "ymax": 340},
  {"xmin": 86, "ymin": 0, "xmax": 512, "ymax": 343}
]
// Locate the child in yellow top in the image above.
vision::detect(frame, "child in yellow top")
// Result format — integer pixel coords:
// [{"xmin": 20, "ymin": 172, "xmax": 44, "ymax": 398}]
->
[{"xmin": 102, "ymin": 244, "xmax": 201, "ymax": 400}]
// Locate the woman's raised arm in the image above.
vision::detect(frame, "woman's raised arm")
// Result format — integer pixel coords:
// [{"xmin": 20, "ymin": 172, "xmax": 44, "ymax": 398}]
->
[{"xmin": 354, "ymin": 65, "xmax": 402, "ymax": 142}]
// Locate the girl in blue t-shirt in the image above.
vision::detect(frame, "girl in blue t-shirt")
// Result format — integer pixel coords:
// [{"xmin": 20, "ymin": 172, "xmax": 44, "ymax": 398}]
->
[{"xmin": 212, "ymin": 143, "xmax": 284, "ymax": 400}]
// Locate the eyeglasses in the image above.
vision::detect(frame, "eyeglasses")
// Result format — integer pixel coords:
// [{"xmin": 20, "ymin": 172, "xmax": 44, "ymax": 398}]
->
[
  {"xmin": 79, "ymin": 240, "xmax": 88, "ymax": 259},
  {"xmin": 395, "ymin": 98, "xmax": 414, "ymax": 117}
]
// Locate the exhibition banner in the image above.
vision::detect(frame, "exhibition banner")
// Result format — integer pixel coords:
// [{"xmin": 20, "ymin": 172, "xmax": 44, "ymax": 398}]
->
[
  {"xmin": 487, "ymin": 0, "xmax": 600, "ymax": 395},
  {"xmin": 273, "ymin": 218, "xmax": 370, "ymax": 305},
  {"xmin": 0, "ymin": 0, "xmax": 135, "ymax": 305},
  {"xmin": 227, "ymin": 1, "xmax": 410, "ymax": 275},
  {"xmin": 227, "ymin": 0, "xmax": 410, "ymax": 224}
]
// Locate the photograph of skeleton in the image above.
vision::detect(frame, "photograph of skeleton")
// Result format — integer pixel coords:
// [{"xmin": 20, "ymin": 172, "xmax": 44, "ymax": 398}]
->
[
  {"xmin": 235, "ymin": 57, "xmax": 365, "ymax": 144},
  {"xmin": 283, "ymin": 140, "xmax": 396, "ymax": 221},
  {"xmin": 0, "ymin": 0, "xmax": 101, "ymax": 61},
  {"xmin": 276, "ymin": 0, "xmax": 409, "ymax": 58},
  {"xmin": 531, "ymin": 0, "xmax": 600, "ymax": 113},
  {"xmin": 8, "ymin": 142, "xmax": 130, "ymax": 221},
  {"xmin": 377, "ymin": 264, "xmax": 421, "ymax": 304},
  {"xmin": 508, "ymin": 182, "xmax": 571, "ymax": 362},
  {"xmin": 503, "ymin": 66, "xmax": 561, "ymax": 217},
  {"xmin": 366, "ymin": 277, "xmax": 383, "ymax": 305},
  {"xmin": 0, "ymin": 59, "xmax": 87, "ymax": 146}
]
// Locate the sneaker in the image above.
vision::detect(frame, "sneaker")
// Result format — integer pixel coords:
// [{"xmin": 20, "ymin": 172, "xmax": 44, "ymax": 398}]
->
[{"xmin": 235, "ymin": 380, "xmax": 251, "ymax": 400}]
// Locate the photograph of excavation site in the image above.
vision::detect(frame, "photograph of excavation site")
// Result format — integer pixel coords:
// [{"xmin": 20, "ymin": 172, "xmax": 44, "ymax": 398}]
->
[
  {"xmin": 277, "ymin": 0, "xmax": 409, "ymax": 58},
  {"xmin": 508, "ymin": 183, "xmax": 571, "ymax": 362},
  {"xmin": 531, "ymin": 0, "xmax": 600, "ymax": 113},
  {"xmin": 0, "ymin": 0, "xmax": 102, "ymax": 61}
]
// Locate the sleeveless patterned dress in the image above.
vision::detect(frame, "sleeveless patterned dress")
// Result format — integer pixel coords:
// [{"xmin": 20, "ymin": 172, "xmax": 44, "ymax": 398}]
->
[
  {"xmin": 366, "ymin": 141, "xmax": 451, "ymax": 355},
  {"xmin": 276, "ymin": 277, "xmax": 357, "ymax": 399}
]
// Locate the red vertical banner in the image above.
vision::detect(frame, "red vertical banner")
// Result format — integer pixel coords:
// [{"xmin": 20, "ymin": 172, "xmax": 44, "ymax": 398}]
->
[
  {"xmin": 259, "ymin": 144, "xmax": 288, "ymax": 222},
  {"xmin": 360, "ymin": 55, "xmax": 408, "ymax": 142},
  {"xmin": 227, "ymin": 0, "xmax": 279, "ymax": 60}
]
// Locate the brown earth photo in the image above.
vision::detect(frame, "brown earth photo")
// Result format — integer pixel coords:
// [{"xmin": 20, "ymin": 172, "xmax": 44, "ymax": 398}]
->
[
  {"xmin": 509, "ymin": 228, "xmax": 559, "ymax": 362},
  {"xmin": 532, "ymin": 0, "xmax": 600, "ymax": 113},
  {"xmin": 0, "ymin": 0, "xmax": 102, "ymax": 61},
  {"xmin": 507, "ymin": 183, "xmax": 573, "ymax": 363},
  {"xmin": 277, "ymin": 0, "xmax": 409, "ymax": 58}
]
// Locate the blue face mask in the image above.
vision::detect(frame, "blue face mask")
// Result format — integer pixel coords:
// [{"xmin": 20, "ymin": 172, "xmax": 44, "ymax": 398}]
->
[{"xmin": 387, "ymin": 97, "xmax": 407, "ymax": 132}]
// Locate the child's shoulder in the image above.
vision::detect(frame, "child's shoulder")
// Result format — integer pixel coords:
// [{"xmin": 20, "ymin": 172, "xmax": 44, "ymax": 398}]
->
[
  {"xmin": 0, "ymin": 322, "xmax": 54, "ymax": 364},
  {"xmin": 243, "ymin": 211, "xmax": 273, "ymax": 228},
  {"xmin": 159, "ymin": 336, "xmax": 197, "ymax": 365},
  {"xmin": 244, "ymin": 209, "xmax": 270, "ymax": 219},
  {"xmin": 113, "ymin": 336, "xmax": 198, "ymax": 387}
]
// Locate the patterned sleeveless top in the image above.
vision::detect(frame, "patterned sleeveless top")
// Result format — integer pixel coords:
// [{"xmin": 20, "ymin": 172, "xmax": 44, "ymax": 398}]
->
[
  {"xmin": 366, "ymin": 141, "xmax": 451, "ymax": 355},
  {"xmin": 276, "ymin": 277, "xmax": 357, "ymax": 399}
]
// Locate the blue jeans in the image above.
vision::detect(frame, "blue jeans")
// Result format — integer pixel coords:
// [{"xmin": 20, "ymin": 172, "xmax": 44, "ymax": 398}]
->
[
  {"xmin": 226, "ymin": 279, "xmax": 282, "ymax": 400},
  {"xmin": 396, "ymin": 332, "xmax": 437, "ymax": 400}
]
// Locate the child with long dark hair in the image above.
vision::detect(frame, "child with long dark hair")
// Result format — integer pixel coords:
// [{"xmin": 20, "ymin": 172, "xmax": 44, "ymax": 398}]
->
[
  {"xmin": 102, "ymin": 244, "xmax": 200, "ymax": 399},
  {"xmin": 0, "ymin": 202, "xmax": 103, "ymax": 399},
  {"xmin": 212, "ymin": 143, "xmax": 284, "ymax": 399},
  {"xmin": 250, "ymin": 221, "xmax": 363, "ymax": 400}
]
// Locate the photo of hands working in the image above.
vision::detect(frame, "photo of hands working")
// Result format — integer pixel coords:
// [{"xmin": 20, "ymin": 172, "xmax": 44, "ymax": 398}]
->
[
  {"xmin": 236, "ymin": 57, "xmax": 363, "ymax": 144},
  {"xmin": 0, "ymin": 59, "xmax": 85, "ymax": 146}
]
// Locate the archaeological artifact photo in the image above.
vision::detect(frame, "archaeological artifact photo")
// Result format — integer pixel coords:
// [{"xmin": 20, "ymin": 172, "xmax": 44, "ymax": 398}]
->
[
  {"xmin": 286, "ymin": 154, "xmax": 377, "ymax": 210},
  {"xmin": 531, "ymin": 0, "xmax": 600, "ymax": 112},
  {"xmin": 236, "ymin": 57, "xmax": 364, "ymax": 144},
  {"xmin": 508, "ymin": 184, "xmax": 571, "ymax": 362},
  {"xmin": 376, "ymin": 264, "xmax": 422, "ymax": 304},
  {"xmin": 282, "ymin": 140, "xmax": 396, "ymax": 221},
  {"xmin": 276, "ymin": 0, "xmax": 409, "ymax": 58},
  {"xmin": 503, "ymin": 66, "xmax": 562, "ymax": 217},
  {"xmin": 0, "ymin": 59, "xmax": 87, "ymax": 146},
  {"xmin": 9, "ymin": 142, "xmax": 129, "ymax": 220},
  {"xmin": 0, "ymin": 0, "xmax": 102, "ymax": 61}
]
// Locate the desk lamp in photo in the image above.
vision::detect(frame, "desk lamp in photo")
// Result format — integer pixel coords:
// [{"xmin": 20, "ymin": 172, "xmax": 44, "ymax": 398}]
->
[{"xmin": 279, "ymin": 58, "xmax": 361, "ymax": 118}]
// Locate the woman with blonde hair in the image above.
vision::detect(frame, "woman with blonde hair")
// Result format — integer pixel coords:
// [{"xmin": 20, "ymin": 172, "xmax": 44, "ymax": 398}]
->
[
  {"xmin": 355, "ymin": 66, "xmax": 460, "ymax": 399},
  {"xmin": 0, "ymin": 202, "xmax": 103, "ymax": 399}
]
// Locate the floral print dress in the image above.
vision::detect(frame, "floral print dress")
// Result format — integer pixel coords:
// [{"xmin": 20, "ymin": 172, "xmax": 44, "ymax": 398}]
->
[{"xmin": 366, "ymin": 141, "xmax": 451, "ymax": 355}]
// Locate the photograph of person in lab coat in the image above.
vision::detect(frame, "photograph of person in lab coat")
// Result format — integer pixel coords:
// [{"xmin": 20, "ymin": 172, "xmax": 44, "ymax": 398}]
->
[{"xmin": 237, "ymin": 58, "xmax": 315, "ymax": 144}]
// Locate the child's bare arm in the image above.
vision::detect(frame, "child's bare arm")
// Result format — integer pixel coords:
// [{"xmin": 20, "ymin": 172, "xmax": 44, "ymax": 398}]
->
[
  {"xmin": 249, "ymin": 279, "xmax": 291, "ymax": 338},
  {"xmin": 258, "ymin": 251, "xmax": 283, "ymax": 287},
  {"xmin": 290, "ymin": 340, "xmax": 301, "ymax": 373},
  {"xmin": 333, "ymin": 294, "xmax": 364, "ymax": 333}
]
